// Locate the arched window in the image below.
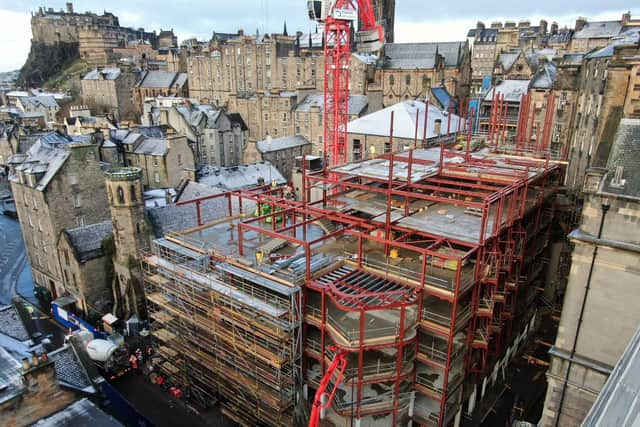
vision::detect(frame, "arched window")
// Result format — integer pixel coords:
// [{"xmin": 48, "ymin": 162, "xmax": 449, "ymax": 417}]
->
[
  {"xmin": 130, "ymin": 185, "xmax": 137, "ymax": 202},
  {"xmin": 422, "ymin": 75, "xmax": 430, "ymax": 89},
  {"xmin": 117, "ymin": 186, "xmax": 125, "ymax": 204}
]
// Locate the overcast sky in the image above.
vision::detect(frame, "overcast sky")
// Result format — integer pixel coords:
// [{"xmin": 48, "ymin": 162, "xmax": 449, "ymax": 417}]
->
[{"xmin": 0, "ymin": 1, "xmax": 633, "ymax": 72}]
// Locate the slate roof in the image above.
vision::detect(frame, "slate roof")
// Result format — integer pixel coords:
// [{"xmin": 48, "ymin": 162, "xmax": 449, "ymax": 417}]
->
[
  {"xmin": 33, "ymin": 398, "xmax": 122, "ymax": 427},
  {"xmin": 529, "ymin": 62, "xmax": 557, "ymax": 89},
  {"xmin": 468, "ymin": 28, "xmax": 497, "ymax": 42},
  {"xmin": 177, "ymin": 181, "xmax": 223, "ymax": 203},
  {"xmin": 582, "ymin": 326, "xmax": 640, "ymax": 427},
  {"xmin": 198, "ymin": 162, "xmax": 286, "ymax": 191},
  {"xmin": 586, "ymin": 29, "xmax": 640, "ymax": 59},
  {"xmin": 348, "ymin": 100, "xmax": 464, "ymax": 140},
  {"xmin": 19, "ymin": 96, "xmax": 59, "ymax": 109},
  {"xmin": 295, "ymin": 93, "xmax": 368, "ymax": 116},
  {"xmin": 382, "ymin": 42, "xmax": 466, "ymax": 69},
  {"xmin": 147, "ymin": 196, "xmax": 229, "ymax": 236},
  {"xmin": 10, "ymin": 140, "xmax": 71, "ymax": 191},
  {"xmin": 573, "ymin": 20, "xmax": 622, "ymax": 39},
  {"xmin": 228, "ymin": 113, "xmax": 248, "ymax": 131},
  {"xmin": 83, "ymin": 68, "xmax": 122, "ymax": 80},
  {"xmin": 137, "ymin": 71, "xmax": 187, "ymax": 89},
  {"xmin": 133, "ymin": 138, "xmax": 169, "ymax": 156},
  {"xmin": 497, "ymin": 51, "xmax": 521, "ymax": 72},
  {"xmin": 600, "ymin": 118, "xmax": 640, "ymax": 199},
  {"xmin": 48, "ymin": 345, "xmax": 94, "ymax": 392},
  {"xmin": 0, "ymin": 306, "xmax": 30, "ymax": 342},
  {"xmin": 0, "ymin": 346, "xmax": 23, "ymax": 405},
  {"xmin": 65, "ymin": 221, "xmax": 113, "ymax": 263},
  {"xmin": 484, "ymin": 80, "xmax": 530, "ymax": 102},
  {"xmin": 257, "ymin": 135, "xmax": 310, "ymax": 153},
  {"xmin": 562, "ymin": 53, "xmax": 585, "ymax": 65}
]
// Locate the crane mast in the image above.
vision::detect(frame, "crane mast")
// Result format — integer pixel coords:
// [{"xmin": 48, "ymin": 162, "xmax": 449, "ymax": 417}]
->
[{"xmin": 308, "ymin": 0, "xmax": 383, "ymax": 166}]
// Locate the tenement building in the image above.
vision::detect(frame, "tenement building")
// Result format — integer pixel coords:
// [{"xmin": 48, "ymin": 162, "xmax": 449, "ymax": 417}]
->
[
  {"xmin": 7, "ymin": 132, "xmax": 110, "ymax": 300},
  {"xmin": 81, "ymin": 68, "xmax": 140, "ymax": 121}
]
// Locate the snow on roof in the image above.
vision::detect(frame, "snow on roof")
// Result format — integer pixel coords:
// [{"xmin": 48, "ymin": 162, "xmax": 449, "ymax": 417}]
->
[
  {"xmin": 257, "ymin": 135, "xmax": 310, "ymax": 153},
  {"xmin": 33, "ymin": 398, "xmax": 122, "ymax": 426},
  {"xmin": 134, "ymin": 138, "xmax": 168, "ymax": 156},
  {"xmin": 19, "ymin": 95, "xmax": 59, "ymax": 109},
  {"xmin": 83, "ymin": 68, "xmax": 122, "ymax": 80},
  {"xmin": 573, "ymin": 20, "xmax": 622, "ymax": 39},
  {"xmin": 347, "ymin": 100, "xmax": 464, "ymax": 140},
  {"xmin": 382, "ymin": 42, "xmax": 465, "ymax": 69},
  {"xmin": 484, "ymin": 80, "xmax": 530, "ymax": 102},
  {"xmin": 198, "ymin": 162, "xmax": 286, "ymax": 191}
]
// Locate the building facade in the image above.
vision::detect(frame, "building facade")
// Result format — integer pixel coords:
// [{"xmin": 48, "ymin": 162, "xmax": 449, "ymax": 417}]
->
[
  {"xmin": 541, "ymin": 118, "xmax": 640, "ymax": 427},
  {"xmin": 81, "ymin": 68, "xmax": 139, "ymax": 121},
  {"xmin": 8, "ymin": 134, "xmax": 110, "ymax": 300}
]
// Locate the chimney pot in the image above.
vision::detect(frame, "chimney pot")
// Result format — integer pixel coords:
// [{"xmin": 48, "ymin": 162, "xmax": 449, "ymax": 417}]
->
[
  {"xmin": 32, "ymin": 354, "xmax": 39, "ymax": 367},
  {"xmin": 22, "ymin": 358, "xmax": 31, "ymax": 371}
]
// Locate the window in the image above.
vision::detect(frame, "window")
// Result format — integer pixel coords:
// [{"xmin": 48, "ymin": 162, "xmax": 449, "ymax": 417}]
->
[
  {"xmin": 389, "ymin": 75, "xmax": 395, "ymax": 85},
  {"xmin": 384, "ymin": 141, "xmax": 391, "ymax": 153},
  {"xmin": 154, "ymin": 172, "xmax": 160, "ymax": 183},
  {"xmin": 64, "ymin": 249, "xmax": 70, "ymax": 266},
  {"xmin": 117, "ymin": 186, "xmax": 125, "ymax": 204},
  {"xmin": 353, "ymin": 139, "xmax": 361, "ymax": 161},
  {"xmin": 33, "ymin": 197, "xmax": 38, "ymax": 210},
  {"xmin": 177, "ymin": 154, "xmax": 183, "ymax": 166},
  {"xmin": 73, "ymin": 193, "xmax": 81, "ymax": 208},
  {"xmin": 130, "ymin": 185, "xmax": 137, "ymax": 202},
  {"xmin": 153, "ymin": 157, "xmax": 159, "ymax": 167},
  {"xmin": 405, "ymin": 74, "xmax": 411, "ymax": 85}
]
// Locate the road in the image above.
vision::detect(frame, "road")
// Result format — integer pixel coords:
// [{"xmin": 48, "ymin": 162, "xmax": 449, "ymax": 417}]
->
[
  {"xmin": 0, "ymin": 198, "xmax": 66, "ymax": 350},
  {"xmin": 0, "ymin": 207, "xmax": 28, "ymax": 305}
]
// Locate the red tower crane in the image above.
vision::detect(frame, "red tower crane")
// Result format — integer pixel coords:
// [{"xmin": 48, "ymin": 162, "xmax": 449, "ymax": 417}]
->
[
  {"xmin": 308, "ymin": 347, "xmax": 348, "ymax": 427},
  {"xmin": 308, "ymin": 0, "xmax": 384, "ymax": 166}
]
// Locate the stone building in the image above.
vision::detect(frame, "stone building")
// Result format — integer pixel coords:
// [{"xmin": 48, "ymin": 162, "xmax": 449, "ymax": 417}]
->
[
  {"xmin": 467, "ymin": 23, "xmax": 497, "ymax": 95},
  {"xmin": 228, "ymin": 91, "xmax": 298, "ymax": 144},
  {"xmin": 564, "ymin": 34, "xmax": 640, "ymax": 195},
  {"xmin": 370, "ymin": 41, "xmax": 471, "ymax": 107},
  {"xmin": 493, "ymin": 49, "xmax": 535, "ymax": 82},
  {"xmin": 105, "ymin": 167, "xmax": 150, "ymax": 319},
  {"xmin": 57, "ymin": 221, "xmax": 114, "ymax": 319},
  {"xmin": 81, "ymin": 68, "xmax": 139, "ymax": 121},
  {"xmin": 110, "ymin": 131, "xmax": 195, "ymax": 189},
  {"xmin": 15, "ymin": 96, "xmax": 60, "ymax": 127},
  {"xmin": 541, "ymin": 118, "xmax": 640, "ymax": 427},
  {"xmin": 8, "ymin": 132, "xmax": 110, "ymax": 300},
  {"xmin": 346, "ymin": 100, "xmax": 463, "ymax": 163},
  {"xmin": 158, "ymin": 29, "xmax": 178, "ymax": 48},
  {"xmin": 142, "ymin": 98, "xmax": 248, "ymax": 167},
  {"xmin": 294, "ymin": 93, "xmax": 369, "ymax": 155},
  {"xmin": 256, "ymin": 135, "xmax": 311, "ymax": 181},
  {"xmin": 186, "ymin": 30, "xmax": 373, "ymax": 107},
  {"xmin": 569, "ymin": 17, "xmax": 623, "ymax": 52},
  {"xmin": 133, "ymin": 71, "xmax": 188, "ymax": 108},
  {"xmin": 30, "ymin": 3, "xmax": 157, "ymax": 66}
]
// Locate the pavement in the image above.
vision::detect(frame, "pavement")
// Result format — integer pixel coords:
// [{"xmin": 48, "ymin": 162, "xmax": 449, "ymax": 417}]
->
[{"xmin": 110, "ymin": 372, "xmax": 236, "ymax": 427}]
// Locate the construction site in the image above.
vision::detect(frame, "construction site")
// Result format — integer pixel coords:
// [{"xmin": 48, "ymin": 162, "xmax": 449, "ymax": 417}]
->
[
  {"xmin": 140, "ymin": 131, "xmax": 561, "ymax": 427},
  {"xmin": 138, "ymin": 2, "xmax": 564, "ymax": 426}
]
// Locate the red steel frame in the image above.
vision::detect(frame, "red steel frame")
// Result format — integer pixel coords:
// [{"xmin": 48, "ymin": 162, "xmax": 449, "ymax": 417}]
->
[{"xmin": 174, "ymin": 139, "xmax": 560, "ymax": 427}]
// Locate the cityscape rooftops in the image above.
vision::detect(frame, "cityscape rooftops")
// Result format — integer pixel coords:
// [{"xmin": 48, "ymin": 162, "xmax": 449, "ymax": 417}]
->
[
  {"xmin": 137, "ymin": 71, "xmax": 187, "ymax": 89},
  {"xmin": 198, "ymin": 162, "xmax": 286, "ymax": 191}
]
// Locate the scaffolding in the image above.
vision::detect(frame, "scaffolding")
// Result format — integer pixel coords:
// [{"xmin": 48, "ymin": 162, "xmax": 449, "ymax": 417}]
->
[{"xmin": 142, "ymin": 133, "xmax": 560, "ymax": 426}]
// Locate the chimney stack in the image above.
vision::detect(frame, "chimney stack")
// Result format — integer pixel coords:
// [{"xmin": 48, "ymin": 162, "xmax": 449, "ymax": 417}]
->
[
  {"xmin": 575, "ymin": 17, "xmax": 587, "ymax": 32},
  {"xmin": 66, "ymin": 2, "xmax": 74, "ymax": 14}
]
